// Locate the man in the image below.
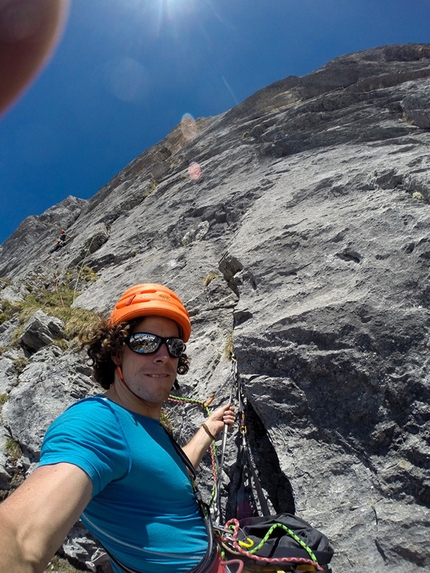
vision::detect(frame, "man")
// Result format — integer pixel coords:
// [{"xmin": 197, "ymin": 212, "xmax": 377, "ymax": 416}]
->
[
  {"xmin": 0, "ymin": 283, "xmax": 235, "ymax": 573},
  {"xmin": 49, "ymin": 230, "xmax": 68, "ymax": 253}
]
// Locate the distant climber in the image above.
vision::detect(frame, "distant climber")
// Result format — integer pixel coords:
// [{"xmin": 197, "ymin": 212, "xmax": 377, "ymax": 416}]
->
[{"xmin": 49, "ymin": 230, "xmax": 68, "ymax": 253}]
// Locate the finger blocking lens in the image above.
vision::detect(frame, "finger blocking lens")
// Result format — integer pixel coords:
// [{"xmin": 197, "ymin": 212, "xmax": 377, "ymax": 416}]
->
[{"xmin": 127, "ymin": 332, "xmax": 186, "ymax": 358}]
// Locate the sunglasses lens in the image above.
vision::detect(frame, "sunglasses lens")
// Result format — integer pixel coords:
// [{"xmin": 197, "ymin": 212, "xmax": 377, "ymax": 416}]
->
[
  {"xmin": 127, "ymin": 333, "xmax": 185, "ymax": 357},
  {"xmin": 128, "ymin": 333, "xmax": 159, "ymax": 354},
  {"xmin": 166, "ymin": 338, "xmax": 186, "ymax": 358}
]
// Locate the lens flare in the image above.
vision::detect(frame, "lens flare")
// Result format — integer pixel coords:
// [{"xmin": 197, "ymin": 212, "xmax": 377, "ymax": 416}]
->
[
  {"xmin": 188, "ymin": 161, "xmax": 202, "ymax": 181},
  {"xmin": 104, "ymin": 57, "xmax": 149, "ymax": 102},
  {"xmin": 181, "ymin": 113, "xmax": 197, "ymax": 141}
]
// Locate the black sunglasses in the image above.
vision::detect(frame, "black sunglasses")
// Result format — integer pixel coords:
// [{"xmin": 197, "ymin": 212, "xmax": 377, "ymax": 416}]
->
[{"xmin": 126, "ymin": 332, "xmax": 186, "ymax": 358}]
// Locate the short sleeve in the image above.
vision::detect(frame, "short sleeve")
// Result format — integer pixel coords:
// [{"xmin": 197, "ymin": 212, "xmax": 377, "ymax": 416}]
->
[{"xmin": 39, "ymin": 397, "xmax": 130, "ymax": 496}]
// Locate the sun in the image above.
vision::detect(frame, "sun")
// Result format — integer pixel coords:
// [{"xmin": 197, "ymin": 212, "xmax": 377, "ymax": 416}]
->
[
  {"xmin": 120, "ymin": 0, "xmax": 224, "ymax": 40},
  {"xmin": 155, "ymin": 0, "xmax": 200, "ymax": 25}
]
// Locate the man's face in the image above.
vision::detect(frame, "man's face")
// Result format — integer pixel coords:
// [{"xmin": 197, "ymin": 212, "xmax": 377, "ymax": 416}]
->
[{"xmin": 119, "ymin": 315, "xmax": 180, "ymax": 406}]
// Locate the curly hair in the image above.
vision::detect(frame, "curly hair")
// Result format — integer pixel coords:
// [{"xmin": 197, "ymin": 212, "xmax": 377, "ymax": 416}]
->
[{"xmin": 79, "ymin": 317, "xmax": 190, "ymax": 390}]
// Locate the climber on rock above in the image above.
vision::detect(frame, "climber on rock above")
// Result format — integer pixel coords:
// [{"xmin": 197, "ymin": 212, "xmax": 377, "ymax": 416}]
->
[
  {"xmin": 49, "ymin": 229, "xmax": 68, "ymax": 253},
  {"xmin": 0, "ymin": 283, "xmax": 235, "ymax": 573}
]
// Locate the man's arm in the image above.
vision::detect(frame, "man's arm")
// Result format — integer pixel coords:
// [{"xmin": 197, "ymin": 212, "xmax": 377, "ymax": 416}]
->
[
  {"xmin": 182, "ymin": 403, "xmax": 235, "ymax": 468},
  {"xmin": 0, "ymin": 463, "xmax": 93, "ymax": 573}
]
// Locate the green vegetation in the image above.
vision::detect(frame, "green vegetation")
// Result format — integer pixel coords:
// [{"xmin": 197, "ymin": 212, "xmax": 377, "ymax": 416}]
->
[
  {"xmin": 45, "ymin": 555, "xmax": 83, "ymax": 573},
  {"xmin": 0, "ymin": 299, "xmax": 22, "ymax": 326},
  {"xmin": 146, "ymin": 179, "xmax": 158, "ymax": 196},
  {"xmin": 76, "ymin": 265, "xmax": 98, "ymax": 284},
  {"xmin": 0, "ymin": 273, "xmax": 101, "ymax": 352},
  {"xmin": 0, "ymin": 277, "xmax": 11, "ymax": 290},
  {"xmin": 13, "ymin": 357, "xmax": 29, "ymax": 375},
  {"xmin": 6, "ymin": 438, "xmax": 22, "ymax": 462},
  {"xmin": 203, "ymin": 271, "xmax": 219, "ymax": 287},
  {"xmin": 0, "ymin": 394, "xmax": 8, "ymax": 415},
  {"xmin": 224, "ymin": 330, "xmax": 235, "ymax": 360},
  {"xmin": 412, "ymin": 191, "xmax": 426, "ymax": 202}
]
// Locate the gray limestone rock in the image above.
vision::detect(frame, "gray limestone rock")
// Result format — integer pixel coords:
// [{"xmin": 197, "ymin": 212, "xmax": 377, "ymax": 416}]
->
[
  {"xmin": 19, "ymin": 310, "xmax": 65, "ymax": 353},
  {"xmin": 0, "ymin": 356, "xmax": 15, "ymax": 394},
  {"xmin": 0, "ymin": 317, "xmax": 20, "ymax": 349},
  {"xmin": 0, "ymin": 425, "xmax": 11, "ymax": 489},
  {"xmin": 2, "ymin": 347, "xmax": 97, "ymax": 457}
]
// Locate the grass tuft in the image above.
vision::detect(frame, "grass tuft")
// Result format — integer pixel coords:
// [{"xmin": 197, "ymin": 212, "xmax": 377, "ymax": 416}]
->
[
  {"xmin": 6, "ymin": 438, "xmax": 22, "ymax": 462},
  {"xmin": 0, "ymin": 278, "xmax": 101, "ymax": 349},
  {"xmin": 203, "ymin": 272, "xmax": 219, "ymax": 287}
]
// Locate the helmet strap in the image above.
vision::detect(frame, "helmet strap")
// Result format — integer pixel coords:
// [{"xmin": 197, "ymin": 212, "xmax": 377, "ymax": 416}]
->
[{"xmin": 116, "ymin": 364, "xmax": 125, "ymax": 383}]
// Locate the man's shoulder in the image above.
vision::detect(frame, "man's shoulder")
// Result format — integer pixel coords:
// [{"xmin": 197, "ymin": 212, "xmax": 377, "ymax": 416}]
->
[
  {"xmin": 65, "ymin": 395, "xmax": 111, "ymax": 415},
  {"xmin": 53, "ymin": 395, "xmax": 122, "ymax": 431}
]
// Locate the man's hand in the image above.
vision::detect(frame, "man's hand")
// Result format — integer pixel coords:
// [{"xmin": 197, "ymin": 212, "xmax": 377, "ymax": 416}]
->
[
  {"xmin": 182, "ymin": 403, "xmax": 236, "ymax": 468},
  {"xmin": 203, "ymin": 403, "xmax": 236, "ymax": 440}
]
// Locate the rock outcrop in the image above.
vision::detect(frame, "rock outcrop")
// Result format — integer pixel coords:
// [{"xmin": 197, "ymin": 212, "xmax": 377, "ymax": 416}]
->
[{"xmin": 1, "ymin": 44, "xmax": 430, "ymax": 572}]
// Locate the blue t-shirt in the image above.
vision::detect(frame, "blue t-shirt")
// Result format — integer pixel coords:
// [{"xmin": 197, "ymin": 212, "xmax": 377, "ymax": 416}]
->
[{"xmin": 39, "ymin": 396, "xmax": 208, "ymax": 573}]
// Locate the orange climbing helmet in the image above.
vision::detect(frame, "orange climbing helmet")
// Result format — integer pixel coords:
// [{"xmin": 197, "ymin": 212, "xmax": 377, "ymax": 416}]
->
[{"xmin": 109, "ymin": 283, "xmax": 191, "ymax": 342}]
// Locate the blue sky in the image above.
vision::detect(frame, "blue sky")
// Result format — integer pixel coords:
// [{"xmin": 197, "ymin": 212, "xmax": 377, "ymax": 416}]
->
[{"xmin": 1, "ymin": 0, "xmax": 429, "ymax": 245}]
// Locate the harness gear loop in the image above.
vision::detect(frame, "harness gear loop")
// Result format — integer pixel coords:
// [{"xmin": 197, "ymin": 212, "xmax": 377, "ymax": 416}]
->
[{"xmin": 238, "ymin": 538, "xmax": 255, "ymax": 549}]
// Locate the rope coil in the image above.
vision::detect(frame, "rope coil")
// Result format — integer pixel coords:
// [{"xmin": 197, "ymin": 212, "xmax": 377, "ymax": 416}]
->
[{"xmin": 216, "ymin": 519, "xmax": 324, "ymax": 572}]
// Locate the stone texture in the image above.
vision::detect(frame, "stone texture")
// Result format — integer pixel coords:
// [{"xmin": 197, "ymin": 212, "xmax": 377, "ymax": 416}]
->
[
  {"xmin": 0, "ymin": 317, "xmax": 19, "ymax": 349},
  {"xmin": 0, "ymin": 356, "xmax": 15, "ymax": 394},
  {"xmin": 2, "ymin": 347, "xmax": 96, "ymax": 457},
  {"xmin": 0, "ymin": 425, "xmax": 11, "ymax": 489},
  {"xmin": 19, "ymin": 310, "xmax": 65, "ymax": 353},
  {"xmin": 0, "ymin": 44, "xmax": 430, "ymax": 572}
]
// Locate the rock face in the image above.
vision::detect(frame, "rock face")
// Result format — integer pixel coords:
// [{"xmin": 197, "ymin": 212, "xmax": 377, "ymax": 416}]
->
[
  {"xmin": 19, "ymin": 310, "xmax": 65, "ymax": 353},
  {"xmin": 1, "ymin": 44, "xmax": 430, "ymax": 572}
]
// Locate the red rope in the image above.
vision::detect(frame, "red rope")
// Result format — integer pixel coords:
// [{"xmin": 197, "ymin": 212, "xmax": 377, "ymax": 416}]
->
[{"xmin": 218, "ymin": 519, "xmax": 324, "ymax": 572}]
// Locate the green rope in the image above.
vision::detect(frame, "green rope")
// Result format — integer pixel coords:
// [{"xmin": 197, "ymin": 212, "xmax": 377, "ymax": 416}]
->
[
  {"xmin": 168, "ymin": 393, "xmax": 212, "ymax": 416},
  {"xmin": 245, "ymin": 523, "xmax": 318, "ymax": 563}
]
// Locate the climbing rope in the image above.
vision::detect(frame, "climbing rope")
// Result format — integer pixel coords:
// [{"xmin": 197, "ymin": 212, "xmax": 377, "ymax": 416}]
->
[
  {"xmin": 168, "ymin": 392, "xmax": 219, "ymax": 503},
  {"xmin": 216, "ymin": 519, "xmax": 324, "ymax": 572}
]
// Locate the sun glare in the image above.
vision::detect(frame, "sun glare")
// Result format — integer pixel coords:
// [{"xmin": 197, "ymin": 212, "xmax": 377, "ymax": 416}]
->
[{"xmin": 118, "ymin": 0, "xmax": 224, "ymax": 40}]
